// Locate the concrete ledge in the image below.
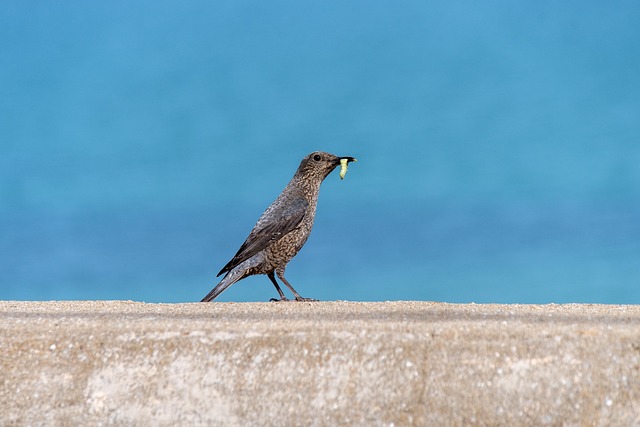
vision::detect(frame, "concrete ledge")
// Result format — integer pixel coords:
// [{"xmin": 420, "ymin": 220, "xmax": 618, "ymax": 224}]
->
[{"xmin": 1, "ymin": 301, "xmax": 639, "ymax": 426}]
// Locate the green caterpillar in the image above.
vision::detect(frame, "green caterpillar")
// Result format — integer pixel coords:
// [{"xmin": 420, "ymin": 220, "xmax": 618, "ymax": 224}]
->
[{"xmin": 340, "ymin": 158, "xmax": 356, "ymax": 179}]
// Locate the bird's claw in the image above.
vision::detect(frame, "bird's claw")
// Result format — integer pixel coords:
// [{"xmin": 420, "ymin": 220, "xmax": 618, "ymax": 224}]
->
[{"xmin": 269, "ymin": 297, "xmax": 317, "ymax": 302}]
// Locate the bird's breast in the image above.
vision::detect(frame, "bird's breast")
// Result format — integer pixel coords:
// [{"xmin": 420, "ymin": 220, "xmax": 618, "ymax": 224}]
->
[{"xmin": 263, "ymin": 221, "xmax": 313, "ymax": 268}]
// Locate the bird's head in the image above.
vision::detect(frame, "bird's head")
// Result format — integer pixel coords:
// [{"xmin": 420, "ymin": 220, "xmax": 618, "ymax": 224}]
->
[{"xmin": 296, "ymin": 151, "xmax": 357, "ymax": 182}]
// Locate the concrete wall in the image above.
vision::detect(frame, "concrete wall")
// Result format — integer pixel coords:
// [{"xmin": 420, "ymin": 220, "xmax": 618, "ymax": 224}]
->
[{"xmin": 1, "ymin": 301, "xmax": 639, "ymax": 426}]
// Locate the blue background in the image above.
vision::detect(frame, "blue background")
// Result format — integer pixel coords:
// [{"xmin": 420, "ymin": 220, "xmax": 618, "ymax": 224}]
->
[{"xmin": 1, "ymin": 1, "xmax": 639, "ymax": 303}]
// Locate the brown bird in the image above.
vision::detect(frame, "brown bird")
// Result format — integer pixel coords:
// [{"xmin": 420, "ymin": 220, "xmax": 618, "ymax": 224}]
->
[{"xmin": 201, "ymin": 151, "xmax": 356, "ymax": 302}]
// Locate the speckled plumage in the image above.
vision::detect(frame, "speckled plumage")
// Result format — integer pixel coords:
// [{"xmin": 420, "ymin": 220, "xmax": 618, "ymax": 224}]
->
[{"xmin": 201, "ymin": 151, "xmax": 356, "ymax": 302}]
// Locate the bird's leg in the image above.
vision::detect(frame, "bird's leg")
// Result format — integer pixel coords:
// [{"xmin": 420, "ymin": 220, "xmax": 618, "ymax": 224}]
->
[
  {"xmin": 267, "ymin": 272, "xmax": 289, "ymax": 302},
  {"xmin": 276, "ymin": 270, "xmax": 318, "ymax": 302}
]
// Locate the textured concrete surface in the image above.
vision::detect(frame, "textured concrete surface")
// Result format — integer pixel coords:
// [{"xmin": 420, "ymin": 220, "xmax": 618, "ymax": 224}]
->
[{"xmin": 1, "ymin": 301, "xmax": 639, "ymax": 426}]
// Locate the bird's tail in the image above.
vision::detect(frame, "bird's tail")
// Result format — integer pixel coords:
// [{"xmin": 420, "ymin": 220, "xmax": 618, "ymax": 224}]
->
[
  {"xmin": 200, "ymin": 268, "xmax": 246, "ymax": 302},
  {"xmin": 201, "ymin": 255, "xmax": 262, "ymax": 302},
  {"xmin": 201, "ymin": 274, "xmax": 234, "ymax": 302}
]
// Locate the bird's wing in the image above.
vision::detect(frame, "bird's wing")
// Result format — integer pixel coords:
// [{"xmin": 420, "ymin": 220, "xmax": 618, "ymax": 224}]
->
[{"xmin": 217, "ymin": 197, "xmax": 309, "ymax": 276}]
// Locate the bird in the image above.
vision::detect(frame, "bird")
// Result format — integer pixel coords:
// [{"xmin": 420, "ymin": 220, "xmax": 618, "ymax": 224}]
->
[{"xmin": 201, "ymin": 151, "xmax": 356, "ymax": 302}]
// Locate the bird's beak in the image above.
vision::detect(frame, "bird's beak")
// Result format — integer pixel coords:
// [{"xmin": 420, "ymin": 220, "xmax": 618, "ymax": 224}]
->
[{"xmin": 339, "ymin": 156, "xmax": 357, "ymax": 164}]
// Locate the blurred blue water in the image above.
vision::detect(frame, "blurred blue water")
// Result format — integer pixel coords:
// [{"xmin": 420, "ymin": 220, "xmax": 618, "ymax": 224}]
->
[{"xmin": 1, "ymin": 1, "xmax": 639, "ymax": 303}]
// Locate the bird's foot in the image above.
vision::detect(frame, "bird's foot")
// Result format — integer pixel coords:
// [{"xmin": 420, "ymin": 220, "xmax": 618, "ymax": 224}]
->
[{"xmin": 269, "ymin": 296, "xmax": 318, "ymax": 302}]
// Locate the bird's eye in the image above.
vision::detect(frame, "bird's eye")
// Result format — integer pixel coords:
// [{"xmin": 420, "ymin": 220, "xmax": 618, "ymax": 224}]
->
[{"xmin": 313, "ymin": 154, "xmax": 322, "ymax": 161}]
